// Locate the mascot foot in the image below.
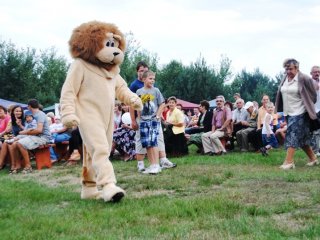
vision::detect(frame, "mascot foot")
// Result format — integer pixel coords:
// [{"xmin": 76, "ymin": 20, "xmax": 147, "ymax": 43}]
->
[
  {"xmin": 102, "ymin": 183, "xmax": 125, "ymax": 203},
  {"xmin": 81, "ymin": 186, "xmax": 102, "ymax": 200}
]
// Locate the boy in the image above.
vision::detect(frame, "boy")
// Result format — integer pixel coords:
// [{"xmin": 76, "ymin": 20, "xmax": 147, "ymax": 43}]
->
[
  {"xmin": 136, "ymin": 70, "xmax": 166, "ymax": 174},
  {"xmin": 260, "ymin": 102, "xmax": 279, "ymax": 156}
]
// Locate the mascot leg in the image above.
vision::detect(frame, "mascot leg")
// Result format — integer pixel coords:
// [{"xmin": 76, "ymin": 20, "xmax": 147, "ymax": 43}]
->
[
  {"xmin": 81, "ymin": 130, "xmax": 125, "ymax": 202},
  {"xmin": 81, "ymin": 145, "xmax": 102, "ymax": 200}
]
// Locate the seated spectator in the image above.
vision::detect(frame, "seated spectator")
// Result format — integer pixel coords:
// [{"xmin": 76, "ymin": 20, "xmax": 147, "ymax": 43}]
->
[
  {"xmin": 163, "ymin": 96, "xmax": 188, "ymax": 157},
  {"xmin": 275, "ymin": 120, "xmax": 287, "ymax": 146},
  {"xmin": 248, "ymin": 94, "xmax": 270, "ymax": 151},
  {"xmin": 65, "ymin": 126, "xmax": 82, "ymax": 166},
  {"xmin": 46, "ymin": 112, "xmax": 55, "ymax": 124},
  {"xmin": 186, "ymin": 100, "xmax": 213, "ymax": 153},
  {"xmin": 114, "ymin": 102, "xmax": 122, "ymax": 129},
  {"xmin": 9, "ymin": 99, "xmax": 51, "ymax": 174},
  {"xmin": 260, "ymin": 102, "xmax": 279, "ymax": 156},
  {"xmin": 185, "ymin": 107, "xmax": 200, "ymax": 132},
  {"xmin": 0, "ymin": 105, "xmax": 11, "ymax": 141},
  {"xmin": 230, "ymin": 98, "xmax": 249, "ymax": 150},
  {"xmin": 49, "ymin": 116, "xmax": 71, "ymax": 162},
  {"xmin": 201, "ymin": 95, "xmax": 232, "ymax": 155},
  {"xmin": 0, "ymin": 105, "xmax": 25, "ymax": 172},
  {"xmin": 236, "ymin": 101, "xmax": 258, "ymax": 152},
  {"xmin": 112, "ymin": 104, "xmax": 136, "ymax": 161},
  {"xmin": 176, "ymin": 103, "xmax": 189, "ymax": 126}
]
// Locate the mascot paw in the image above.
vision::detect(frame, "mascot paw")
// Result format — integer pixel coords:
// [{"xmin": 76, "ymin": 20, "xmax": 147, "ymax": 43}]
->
[
  {"xmin": 81, "ymin": 186, "xmax": 103, "ymax": 200},
  {"xmin": 102, "ymin": 183, "xmax": 125, "ymax": 203},
  {"xmin": 131, "ymin": 97, "xmax": 143, "ymax": 111},
  {"xmin": 62, "ymin": 114, "xmax": 80, "ymax": 128}
]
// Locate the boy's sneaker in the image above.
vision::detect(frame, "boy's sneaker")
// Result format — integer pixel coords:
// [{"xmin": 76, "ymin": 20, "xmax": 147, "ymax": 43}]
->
[
  {"xmin": 137, "ymin": 163, "xmax": 145, "ymax": 172},
  {"xmin": 143, "ymin": 164, "xmax": 162, "ymax": 175},
  {"xmin": 160, "ymin": 158, "xmax": 177, "ymax": 169}
]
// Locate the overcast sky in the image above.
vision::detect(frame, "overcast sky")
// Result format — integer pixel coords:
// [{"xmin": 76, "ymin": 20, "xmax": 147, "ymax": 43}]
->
[{"xmin": 1, "ymin": 0, "xmax": 319, "ymax": 78}]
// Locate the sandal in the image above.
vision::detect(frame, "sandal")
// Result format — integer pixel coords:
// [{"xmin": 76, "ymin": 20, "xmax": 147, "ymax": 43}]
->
[
  {"xmin": 65, "ymin": 160, "xmax": 79, "ymax": 166},
  {"xmin": 9, "ymin": 169, "xmax": 18, "ymax": 175},
  {"xmin": 21, "ymin": 167, "xmax": 33, "ymax": 174}
]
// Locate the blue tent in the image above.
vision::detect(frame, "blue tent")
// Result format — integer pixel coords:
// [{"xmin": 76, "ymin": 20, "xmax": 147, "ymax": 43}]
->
[{"xmin": 0, "ymin": 98, "xmax": 28, "ymax": 109}]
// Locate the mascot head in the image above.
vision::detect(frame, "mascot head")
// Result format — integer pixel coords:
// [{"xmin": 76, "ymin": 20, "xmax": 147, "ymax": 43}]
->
[{"xmin": 69, "ymin": 21, "xmax": 126, "ymax": 71}]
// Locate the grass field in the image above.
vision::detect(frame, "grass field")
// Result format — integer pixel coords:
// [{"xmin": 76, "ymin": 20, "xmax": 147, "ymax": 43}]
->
[{"xmin": 0, "ymin": 147, "xmax": 320, "ymax": 240}]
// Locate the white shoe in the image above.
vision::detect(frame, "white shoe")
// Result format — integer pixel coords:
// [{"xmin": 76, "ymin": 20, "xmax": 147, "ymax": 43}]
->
[
  {"xmin": 316, "ymin": 152, "xmax": 320, "ymax": 157},
  {"xmin": 279, "ymin": 163, "xmax": 295, "ymax": 170},
  {"xmin": 143, "ymin": 164, "xmax": 162, "ymax": 175},
  {"xmin": 160, "ymin": 158, "xmax": 177, "ymax": 169},
  {"xmin": 137, "ymin": 163, "xmax": 145, "ymax": 172},
  {"xmin": 306, "ymin": 160, "xmax": 319, "ymax": 167}
]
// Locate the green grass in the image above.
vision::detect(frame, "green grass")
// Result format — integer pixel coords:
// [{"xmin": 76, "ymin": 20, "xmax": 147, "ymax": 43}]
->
[{"xmin": 1, "ymin": 147, "xmax": 320, "ymax": 239}]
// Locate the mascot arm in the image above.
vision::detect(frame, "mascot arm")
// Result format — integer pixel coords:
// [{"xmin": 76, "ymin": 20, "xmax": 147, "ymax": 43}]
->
[
  {"xmin": 60, "ymin": 60, "xmax": 83, "ymax": 128},
  {"xmin": 115, "ymin": 75, "xmax": 143, "ymax": 111}
]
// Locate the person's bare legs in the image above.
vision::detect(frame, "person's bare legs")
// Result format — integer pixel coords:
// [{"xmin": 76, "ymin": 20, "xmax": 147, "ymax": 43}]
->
[
  {"xmin": 147, "ymin": 147, "xmax": 159, "ymax": 165},
  {"xmin": 16, "ymin": 142, "xmax": 31, "ymax": 169},
  {"xmin": 302, "ymin": 145, "xmax": 317, "ymax": 162},
  {"xmin": 284, "ymin": 147, "xmax": 295, "ymax": 164},
  {"xmin": 0, "ymin": 142, "xmax": 8, "ymax": 168}
]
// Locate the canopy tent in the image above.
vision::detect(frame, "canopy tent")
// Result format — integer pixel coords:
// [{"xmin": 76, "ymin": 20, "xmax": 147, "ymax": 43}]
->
[
  {"xmin": 176, "ymin": 98, "xmax": 199, "ymax": 110},
  {"xmin": 209, "ymin": 99, "xmax": 217, "ymax": 109},
  {"xmin": 0, "ymin": 98, "xmax": 28, "ymax": 109}
]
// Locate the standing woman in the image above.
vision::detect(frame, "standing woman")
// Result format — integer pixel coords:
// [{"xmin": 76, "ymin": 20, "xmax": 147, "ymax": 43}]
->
[
  {"xmin": 164, "ymin": 96, "xmax": 188, "ymax": 157},
  {"xmin": 275, "ymin": 58, "xmax": 318, "ymax": 169}
]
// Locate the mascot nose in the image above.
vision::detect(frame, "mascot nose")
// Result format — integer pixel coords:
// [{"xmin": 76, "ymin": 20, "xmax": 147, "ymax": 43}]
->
[{"xmin": 113, "ymin": 52, "xmax": 119, "ymax": 56}]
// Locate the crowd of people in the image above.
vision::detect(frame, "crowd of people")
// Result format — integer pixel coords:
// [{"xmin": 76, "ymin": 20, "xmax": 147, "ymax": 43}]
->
[
  {"xmin": 1, "ymin": 58, "xmax": 319, "ymax": 175},
  {"xmin": 0, "ymin": 99, "xmax": 82, "ymax": 174}
]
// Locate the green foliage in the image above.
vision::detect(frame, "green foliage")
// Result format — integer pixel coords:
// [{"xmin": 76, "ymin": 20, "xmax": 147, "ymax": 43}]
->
[
  {"xmin": 0, "ymin": 40, "xmax": 68, "ymax": 106},
  {"xmin": 231, "ymin": 68, "xmax": 280, "ymax": 103},
  {"xmin": 120, "ymin": 32, "xmax": 159, "ymax": 84}
]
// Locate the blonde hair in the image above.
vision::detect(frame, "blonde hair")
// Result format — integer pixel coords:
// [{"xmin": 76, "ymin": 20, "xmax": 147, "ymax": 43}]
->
[{"xmin": 141, "ymin": 70, "xmax": 155, "ymax": 79}]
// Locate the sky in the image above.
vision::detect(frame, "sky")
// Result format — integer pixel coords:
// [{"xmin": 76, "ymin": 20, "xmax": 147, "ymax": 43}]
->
[{"xmin": 1, "ymin": 0, "xmax": 320, "ymax": 79}]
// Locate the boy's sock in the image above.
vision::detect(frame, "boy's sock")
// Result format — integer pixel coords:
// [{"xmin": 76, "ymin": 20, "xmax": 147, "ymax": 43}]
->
[{"xmin": 137, "ymin": 161, "xmax": 145, "ymax": 172}]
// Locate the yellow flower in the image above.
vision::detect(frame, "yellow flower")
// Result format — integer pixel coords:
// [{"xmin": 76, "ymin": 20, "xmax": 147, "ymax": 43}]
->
[{"xmin": 141, "ymin": 94, "xmax": 154, "ymax": 104}]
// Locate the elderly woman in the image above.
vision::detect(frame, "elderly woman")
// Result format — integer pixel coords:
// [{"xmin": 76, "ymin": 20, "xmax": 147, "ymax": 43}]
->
[
  {"xmin": 163, "ymin": 96, "xmax": 188, "ymax": 157},
  {"xmin": 275, "ymin": 58, "xmax": 318, "ymax": 169}
]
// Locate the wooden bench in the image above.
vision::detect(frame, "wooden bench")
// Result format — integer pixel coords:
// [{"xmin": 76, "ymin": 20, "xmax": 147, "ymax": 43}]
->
[{"xmin": 32, "ymin": 144, "xmax": 52, "ymax": 170}]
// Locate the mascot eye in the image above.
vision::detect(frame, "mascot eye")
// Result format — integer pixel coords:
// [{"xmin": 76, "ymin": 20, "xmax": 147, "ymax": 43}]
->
[
  {"xmin": 106, "ymin": 41, "xmax": 110, "ymax": 47},
  {"xmin": 111, "ymin": 42, "xmax": 115, "ymax": 47}
]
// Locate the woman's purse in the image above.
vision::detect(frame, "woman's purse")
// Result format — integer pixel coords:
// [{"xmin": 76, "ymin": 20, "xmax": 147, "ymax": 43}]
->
[{"xmin": 309, "ymin": 112, "xmax": 320, "ymax": 132}]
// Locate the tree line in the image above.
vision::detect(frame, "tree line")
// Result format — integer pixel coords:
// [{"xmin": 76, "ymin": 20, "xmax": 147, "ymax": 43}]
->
[{"xmin": 0, "ymin": 36, "xmax": 281, "ymax": 107}]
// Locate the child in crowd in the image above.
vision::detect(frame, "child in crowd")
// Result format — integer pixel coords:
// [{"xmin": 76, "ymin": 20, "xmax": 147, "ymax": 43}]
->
[
  {"xmin": 260, "ymin": 102, "xmax": 279, "ymax": 156},
  {"xmin": 136, "ymin": 70, "xmax": 166, "ymax": 174},
  {"xmin": 5, "ymin": 110, "xmax": 37, "ymax": 143}
]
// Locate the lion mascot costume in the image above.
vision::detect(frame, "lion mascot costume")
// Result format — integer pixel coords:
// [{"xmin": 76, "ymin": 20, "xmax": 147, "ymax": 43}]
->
[{"xmin": 60, "ymin": 21, "xmax": 143, "ymax": 202}]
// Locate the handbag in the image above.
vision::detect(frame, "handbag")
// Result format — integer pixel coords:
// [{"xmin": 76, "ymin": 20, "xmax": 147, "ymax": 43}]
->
[{"xmin": 309, "ymin": 112, "xmax": 320, "ymax": 132}]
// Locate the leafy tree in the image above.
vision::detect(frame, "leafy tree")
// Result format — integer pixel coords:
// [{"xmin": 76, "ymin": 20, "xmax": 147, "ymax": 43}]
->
[
  {"xmin": 0, "ymin": 40, "xmax": 69, "ymax": 106},
  {"xmin": 230, "ymin": 68, "xmax": 279, "ymax": 103},
  {"xmin": 120, "ymin": 32, "xmax": 159, "ymax": 84}
]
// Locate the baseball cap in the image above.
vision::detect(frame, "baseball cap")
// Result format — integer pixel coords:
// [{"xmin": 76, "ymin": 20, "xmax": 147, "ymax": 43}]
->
[
  {"xmin": 244, "ymin": 101, "xmax": 254, "ymax": 110},
  {"xmin": 24, "ymin": 110, "xmax": 33, "ymax": 116}
]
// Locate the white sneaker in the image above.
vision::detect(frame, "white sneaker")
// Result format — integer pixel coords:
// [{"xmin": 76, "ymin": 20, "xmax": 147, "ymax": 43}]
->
[
  {"xmin": 143, "ymin": 164, "xmax": 162, "ymax": 175},
  {"xmin": 137, "ymin": 164, "xmax": 145, "ymax": 172},
  {"xmin": 5, "ymin": 139, "xmax": 14, "ymax": 144},
  {"xmin": 316, "ymin": 152, "xmax": 320, "ymax": 157},
  {"xmin": 160, "ymin": 158, "xmax": 177, "ymax": 169}
]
